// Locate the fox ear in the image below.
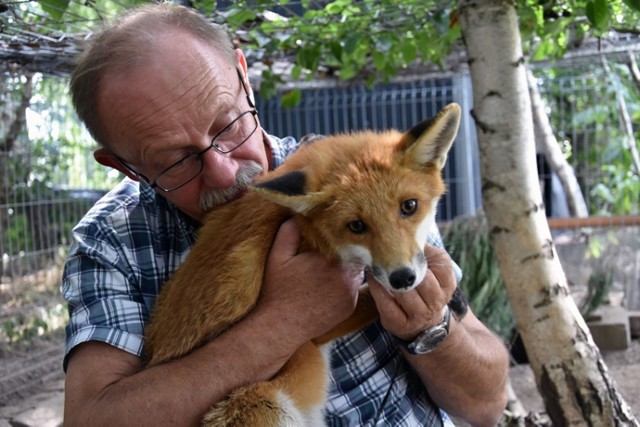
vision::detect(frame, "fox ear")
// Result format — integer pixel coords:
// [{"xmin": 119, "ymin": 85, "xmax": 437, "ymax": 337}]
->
[
  {"xmin": 403, "ymin": 103, "xmax": 461, "ymax": 171},
  {"xmin": 251, "ymin": 170, "xmax": 324, "ymax": 214}
]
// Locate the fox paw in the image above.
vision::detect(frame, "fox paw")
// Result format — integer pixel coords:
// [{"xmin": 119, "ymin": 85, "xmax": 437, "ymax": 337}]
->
[{"xmin": 202, "ymin": 385, "xmax": 306, "ymax": 427}]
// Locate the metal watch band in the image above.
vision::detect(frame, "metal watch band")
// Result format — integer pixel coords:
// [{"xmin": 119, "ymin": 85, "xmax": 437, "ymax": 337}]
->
[{"xmin": 402, "ymin": 305, "xmax": 451, "ymax": 355}]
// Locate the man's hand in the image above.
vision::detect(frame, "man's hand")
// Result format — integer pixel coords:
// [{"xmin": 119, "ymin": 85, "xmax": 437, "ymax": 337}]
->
[
  {"xmin": 369, "ymin": 243, "xmax": 509, "ymax": 425},
  {"xmin": 368, "ymin": 244, "xmax": 457, "ymax": 341},
  {"xmin": 258, "ymin": 218, "xmax": 364, "ymax": 348}
]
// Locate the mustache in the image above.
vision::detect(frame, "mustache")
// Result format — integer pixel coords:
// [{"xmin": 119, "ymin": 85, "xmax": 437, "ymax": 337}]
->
[{"xmin": 199, "ymin": 161, "xmax": 264, "ymax": 211}]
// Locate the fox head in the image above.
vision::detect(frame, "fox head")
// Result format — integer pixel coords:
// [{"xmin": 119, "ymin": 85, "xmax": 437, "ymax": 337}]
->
[{"xmin": 252, "ymin": 103, "xmax": 461, "ymax": 292}]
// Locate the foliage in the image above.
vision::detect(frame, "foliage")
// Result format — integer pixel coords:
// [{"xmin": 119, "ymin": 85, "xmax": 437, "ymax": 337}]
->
[
  {"xmin": 1, "ymin": 303, "xmax": 67, "ymax": 345},
  {"xmin": 518, "ymin": 0, "xmax": 640, "ymax": 61},
  {"xmin": 27, "ymin": 75, "xmax": 121, "ymax": 189},
  {"xmin": 579, "ymin": 262, "xmax": 613, "ymax": 318},
  {"xmin": 210, "ymin": 0, "xmax": 640, "ymax": 99},
  {"xmin": 210, "ymin": 1, "xmax": 463, "ymax": 99},
  {"xmin": 1, "ymin": 74, "xmax": 118, "ymax": 258},
  {"xmin": 535, "ymin": 61, "xmax": 640, "ymax": 215},
  {"xmin": 21, "ymin": 0, "xmax": 640, "ymax": 101},
  {"xmin": 440, "ymin": 214, "xmax": 515, "ymax": 341},
  {"xmin": 36, "ymin": 0, "xmax": 141, "ymax": 31}
]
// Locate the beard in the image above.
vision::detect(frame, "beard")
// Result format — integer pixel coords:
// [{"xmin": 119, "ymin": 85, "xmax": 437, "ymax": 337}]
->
[{"xmin": 199, "ymin": 161, "xmax": 264, "ymax": 212}]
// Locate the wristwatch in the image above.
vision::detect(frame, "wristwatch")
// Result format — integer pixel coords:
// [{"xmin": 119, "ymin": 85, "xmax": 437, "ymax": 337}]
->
[{"xmin": 401, "ymin": 306, "xmax": 451, "ymax": 355}]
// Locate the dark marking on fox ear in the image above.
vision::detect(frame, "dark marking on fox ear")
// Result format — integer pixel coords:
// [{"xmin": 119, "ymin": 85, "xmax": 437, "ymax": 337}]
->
[
  {"xmin": 403, "ymin": 103, "xmax": 460, "ymax": 170},
  {"xmin": 407, "ymin": 103, "xmax": 460, "ymax": 146},
  {"xmin": 408, "ymin": 116, "xmax": 437, "ymax": 141},
  {"xmin": 253, "ymin": 171, "xmax": 307, "ymax": 196}
]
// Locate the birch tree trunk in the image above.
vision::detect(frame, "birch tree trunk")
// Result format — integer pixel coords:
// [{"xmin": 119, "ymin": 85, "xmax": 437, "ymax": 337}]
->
[{"xmin": 457, "ymin": 0, "xmax": 638, "ymax": 424}]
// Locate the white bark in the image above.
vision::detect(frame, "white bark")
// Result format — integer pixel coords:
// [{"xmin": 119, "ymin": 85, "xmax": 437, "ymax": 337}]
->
[{"xmin": 458, "ymin": 0, "xmax": 638, "ymax": 424}]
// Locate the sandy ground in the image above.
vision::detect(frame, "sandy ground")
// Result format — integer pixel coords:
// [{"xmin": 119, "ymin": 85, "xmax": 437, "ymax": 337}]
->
[{"xmin": 509, "ymin": 339, "xmax": 640, "ymax": 419}]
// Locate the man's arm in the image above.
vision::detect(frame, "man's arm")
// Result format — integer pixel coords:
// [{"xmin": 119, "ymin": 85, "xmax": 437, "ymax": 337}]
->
[
  {"xmin": 64, "ymin": 219, "xmax": 364, "ymax": 427},
  {"xmin": 64, "ymin": 310, "xmax": 295, "ymax": 426},
  {"xmin": 368, "ymin": 244, "xmax": 510, "ymax": 427}
]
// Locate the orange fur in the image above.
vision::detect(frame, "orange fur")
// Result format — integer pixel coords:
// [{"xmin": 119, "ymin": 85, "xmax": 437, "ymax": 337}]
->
[{"xmin": 144, "ymin": 103, "xmax": 462, "ymax": 426}]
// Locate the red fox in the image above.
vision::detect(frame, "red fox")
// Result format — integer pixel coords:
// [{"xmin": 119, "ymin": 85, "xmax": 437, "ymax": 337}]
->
[{"xmin": 144, "ymin": 103, "xmax": 465, "ymax": 426}]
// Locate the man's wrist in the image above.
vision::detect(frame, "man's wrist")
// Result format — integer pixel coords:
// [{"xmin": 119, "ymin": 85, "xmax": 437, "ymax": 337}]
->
[{"xmin": 397, "ymin": 306, "xmax": 451, "ymax": 355}]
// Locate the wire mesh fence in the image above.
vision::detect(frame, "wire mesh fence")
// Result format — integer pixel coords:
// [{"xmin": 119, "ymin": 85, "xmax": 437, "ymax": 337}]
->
[{"xmin": 1, "ymin": 49, "xmax": 639, "ymax": 349}]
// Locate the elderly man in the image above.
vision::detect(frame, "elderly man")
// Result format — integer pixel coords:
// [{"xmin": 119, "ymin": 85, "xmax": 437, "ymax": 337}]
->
[{"xmin": 62, "ymin": 4, "xmax": 509, "ymax": 426}]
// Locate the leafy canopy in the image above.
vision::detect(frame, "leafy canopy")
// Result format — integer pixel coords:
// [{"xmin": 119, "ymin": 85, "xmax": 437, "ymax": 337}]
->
[{"xmin": 33, "ymin": 0, "xmax": 640, "ymax": 99}]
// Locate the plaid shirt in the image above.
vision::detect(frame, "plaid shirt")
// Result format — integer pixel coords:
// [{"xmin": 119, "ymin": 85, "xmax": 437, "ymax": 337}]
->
[{"xmin": 62, "ymin": 134, "xmax": 456, "ymax": 426}]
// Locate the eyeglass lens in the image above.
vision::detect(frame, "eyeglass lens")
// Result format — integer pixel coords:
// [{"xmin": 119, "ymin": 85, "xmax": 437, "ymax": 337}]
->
[{"xmin": 154, "ymin": 110, "xmax": 258, "ymax": 191}]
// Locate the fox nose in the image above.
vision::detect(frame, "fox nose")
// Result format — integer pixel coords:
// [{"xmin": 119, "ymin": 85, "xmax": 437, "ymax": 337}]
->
[{"xmin": 389, "ymin": 268, "xmax": 417, "ymax": 290}]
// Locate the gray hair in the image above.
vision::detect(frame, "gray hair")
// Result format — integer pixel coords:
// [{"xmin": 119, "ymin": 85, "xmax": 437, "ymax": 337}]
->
[{"xmin": 70, "ymin": 3, "xmax": 236, "ymax": 147}]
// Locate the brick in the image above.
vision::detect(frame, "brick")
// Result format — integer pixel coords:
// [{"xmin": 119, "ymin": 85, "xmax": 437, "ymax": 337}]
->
[
  {"xmin": 587, "ymin": 306, "xmax": 631, "ymax": 351},
  {"xmin": 629, "ymin": 311, "xmax": 640, "ymax": 339}
]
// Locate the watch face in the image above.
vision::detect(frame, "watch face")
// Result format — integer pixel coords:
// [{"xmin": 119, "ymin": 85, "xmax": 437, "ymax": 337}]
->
[{"xmin": 409, "ymin": 327, "xmax": 448, "ymax": 354}]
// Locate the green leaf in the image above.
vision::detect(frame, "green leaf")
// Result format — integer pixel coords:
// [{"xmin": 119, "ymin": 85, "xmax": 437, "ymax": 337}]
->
[
  {"xmin": 373, "ymin": 51, "xmax": 386, "ymax": 71},
  {"xmin": 39, "ymin": 0, "xmax": 71, "ymax": 21},
  {"xmin": 296, "ymin": 44, "xmax": 321, "ymax": 71},
  {"xmin": 291, "ymin": 65, "xmax": 302, "ymax": 80},
  {"xmin": 325, "ymin": 0, "xmax": 352, "ymax": 15},
  {"xmin": 400, "ymin": 42, "xmax": 418, "ymax": 65},
  {"xmin": 221, "ymin": 7, "xmax": 258, "ymax": 27},
  {"xmin": 518, "ymin": 4, "xmax": 540, "ymax": 40},
  {"xmin": 343, "ymin": 34, "xmax": 362, "ymax": 54},
  {"xmin": 543, "ymin": 17, "xmax": 570, "ymax": 36},
  {"xmin": 249, "ymin": 29, "xmax": 271, "ymax": 48},
  {"xmin": 585, "ymin": 0, "xmax": 611, "ymax": 32},
  {"xmin": 623, "ymin": 0, "xmax": 640, "ymax": 13},
  {"xmin": 329, "ymin": 41, "xmax": 343, "ymax": 61},
  {"xmin": 339, "ymin": 66, "xmax": 358, "ymax": 80},
  {"xmin": 280, "ymin": 89, "xmax": 302, "ymax": 108},
  {"xmin": 531, "ymin": 38, "xmax": 555, "ymax": 61},
  {"xmin": 258, "ymin": 70, "xmax": 283, "ymax": 100}
]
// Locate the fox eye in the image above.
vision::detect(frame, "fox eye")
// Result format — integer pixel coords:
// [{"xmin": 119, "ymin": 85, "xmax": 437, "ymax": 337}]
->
[
  {"xmin": 347, "ymin": 220, "xmax": 367, "ymax": 234},
  {"xmin": 400, "ymin": 199, "xmax": 418, "ymax": 216}
]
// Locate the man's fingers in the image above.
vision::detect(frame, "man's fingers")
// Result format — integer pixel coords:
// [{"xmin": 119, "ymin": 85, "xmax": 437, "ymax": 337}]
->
[
  {"xmin": 424, "ymin": 244, "xmax": 452, "ymax": 273},
  {"xmin": 425, "ymin": 244, "xmax": 457, "ymax": 294},
  {"xmin": 368, "ymin": 279, "xmax": 404, "ymax": 319}
]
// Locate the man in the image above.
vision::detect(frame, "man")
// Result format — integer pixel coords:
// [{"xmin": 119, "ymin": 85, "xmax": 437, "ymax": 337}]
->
[{"xmin": 62, "ymin": 4, "xmax": 509, "ymax": 426}]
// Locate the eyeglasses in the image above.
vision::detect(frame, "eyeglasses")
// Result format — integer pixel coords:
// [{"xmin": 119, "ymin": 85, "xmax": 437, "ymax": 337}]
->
[{"xmin": 116, "ymin": 69, "xmax": 259, "ymax": 192}]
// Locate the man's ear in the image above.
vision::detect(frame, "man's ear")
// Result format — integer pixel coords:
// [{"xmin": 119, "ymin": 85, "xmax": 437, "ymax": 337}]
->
[
  {"xmin": 236, "ymin": 49, "xmax": 249, "ymax": 78},
  {"xmin": 94, "ymin": 148, "xmax": 139, "ymax": 182},
  {"xmin": 235, "ymin": 49, "xmax": 256, "ymax": 106}
]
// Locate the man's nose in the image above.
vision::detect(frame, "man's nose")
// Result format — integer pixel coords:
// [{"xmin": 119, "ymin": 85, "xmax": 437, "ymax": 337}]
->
[{"xmin": 200, "ymin": 149, "xmax": 239, "ymax": 188}]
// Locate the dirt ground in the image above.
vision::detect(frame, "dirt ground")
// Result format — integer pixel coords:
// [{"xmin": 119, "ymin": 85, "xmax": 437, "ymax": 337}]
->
[
  {"xmin": 0, "ymin": 331, "xmax": 639, "ymax": 426},
  {"xmin": 509, "ymin": 338, "xmax": 640, "ymax": 420}
]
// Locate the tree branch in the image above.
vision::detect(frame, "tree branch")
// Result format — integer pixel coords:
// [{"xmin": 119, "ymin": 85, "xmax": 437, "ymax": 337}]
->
[
  {"xmin": 527, "ymin": 70, "xmax": 589, "ymax": 217},
  {"xmin": 601, "ymin": 56, "xmax": 640, "ymax": 177}
]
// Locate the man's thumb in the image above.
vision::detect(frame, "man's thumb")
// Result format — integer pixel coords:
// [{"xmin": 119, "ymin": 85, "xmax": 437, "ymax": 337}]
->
[{"xmin": 271, "ymin": 218, "xmax": 301, "ymax": 261}]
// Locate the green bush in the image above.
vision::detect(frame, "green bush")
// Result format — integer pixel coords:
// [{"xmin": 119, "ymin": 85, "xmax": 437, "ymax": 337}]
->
[{"xmin": 441, "ymin": 214, "xmax": 516, "ymax": 341}]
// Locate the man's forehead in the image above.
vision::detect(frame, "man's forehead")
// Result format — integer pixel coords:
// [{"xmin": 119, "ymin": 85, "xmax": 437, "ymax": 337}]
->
[{"xmin": 100, "ymin": 38, "xmax": 237, "ymax": 114}]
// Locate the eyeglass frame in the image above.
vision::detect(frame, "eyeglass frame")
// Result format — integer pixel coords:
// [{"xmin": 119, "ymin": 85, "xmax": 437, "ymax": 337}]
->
[{"xmin": 114, "ymin": 68, "xmax": 259, "ymax": 192}]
